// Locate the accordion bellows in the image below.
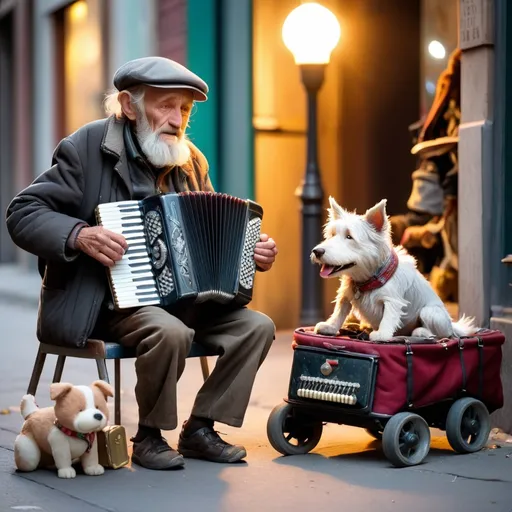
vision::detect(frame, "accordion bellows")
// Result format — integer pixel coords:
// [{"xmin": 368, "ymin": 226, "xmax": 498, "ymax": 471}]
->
[{"xmin": 95, "ymin": 192, "xmax": 263, "ymax": 309}]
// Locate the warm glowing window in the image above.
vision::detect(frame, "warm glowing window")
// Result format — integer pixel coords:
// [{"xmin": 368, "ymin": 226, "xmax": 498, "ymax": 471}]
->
[{"xmin": 56, "ymin": 0, "xmax": 106, "ymax": 137}]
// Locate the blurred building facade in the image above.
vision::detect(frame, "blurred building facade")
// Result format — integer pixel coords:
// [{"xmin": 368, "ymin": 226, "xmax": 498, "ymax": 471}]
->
[{"xmin": 0, "ymin": 0, "xmax": 510, "ymax": 342}]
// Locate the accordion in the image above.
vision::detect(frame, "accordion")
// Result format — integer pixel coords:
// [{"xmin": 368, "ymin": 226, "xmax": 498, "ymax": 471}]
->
[{"xmin": 95, "ymin": 192, "xmax": 263, "ymax": 310}]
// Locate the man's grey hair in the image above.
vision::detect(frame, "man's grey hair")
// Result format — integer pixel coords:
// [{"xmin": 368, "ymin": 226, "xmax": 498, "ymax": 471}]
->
[{"xmin": 103, "ymin": 86, "xmax": 146, "ymax": 119}]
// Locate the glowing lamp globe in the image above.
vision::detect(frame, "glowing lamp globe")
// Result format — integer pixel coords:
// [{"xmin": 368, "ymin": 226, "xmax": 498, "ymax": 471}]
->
[{"xmin": 282, "ymin": 2, "xmax": 341, "ymax": 65}]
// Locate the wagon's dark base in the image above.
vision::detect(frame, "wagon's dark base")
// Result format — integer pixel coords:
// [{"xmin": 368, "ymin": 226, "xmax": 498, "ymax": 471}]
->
[{"xmin": 267, "ymin": 395, "xmax": 492, "ymax": 467}]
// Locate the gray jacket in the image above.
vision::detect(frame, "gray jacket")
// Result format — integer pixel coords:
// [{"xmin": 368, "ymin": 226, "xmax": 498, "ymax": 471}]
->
[{"xmin": 6, "ymin": 115, "xmax": 213, "ymax": 347}]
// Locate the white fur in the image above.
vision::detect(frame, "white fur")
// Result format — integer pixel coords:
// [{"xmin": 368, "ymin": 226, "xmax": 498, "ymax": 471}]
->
[
  {"xmin": 311, "ymin": 197, "xmax": 477, "ymax": 341},
  {"xmin": 20, "ymin": 395, "xmax": 38, "ymax": 420},
  {"xmin": 47, "ymin": 426, "xmax": 104, "ymax": 478},
  {"xmin": 73, "ymin": 385, "xmax": 107, "ymax": 434},
  {"xmin": 14, "ymin": 435, "xmax": 40, "ymax": 472}
]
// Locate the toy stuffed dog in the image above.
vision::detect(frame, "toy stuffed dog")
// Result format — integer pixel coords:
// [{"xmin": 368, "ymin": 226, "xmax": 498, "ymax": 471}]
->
[{"xmin": 14, "ymin": 380, "xmax": 114, "ymax": 478}]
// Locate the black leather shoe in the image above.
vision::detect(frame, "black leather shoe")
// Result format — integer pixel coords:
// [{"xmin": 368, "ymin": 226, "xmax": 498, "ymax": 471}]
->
[
  {"xmin": 131, "ymin": 436, "xmax": 185, "ymax": 470},
  {"xmin": 178, "ymin": 426, "xmax": 247, "ymax": 463}
]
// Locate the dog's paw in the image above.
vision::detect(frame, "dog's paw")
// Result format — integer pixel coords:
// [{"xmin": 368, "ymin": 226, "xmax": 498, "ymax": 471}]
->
[
  {"xmin": 369, "ymin": 330, "xmax": 393, "ymax": 342},
  {"xmin": 314, "ymin": 322, "xmax": 339, "ymax": 336},
  {"xmin": 83, "ymin": 464, "xmax": 105, "ymax": 476},
  {"xmin": 58, "ymin": 467, "xmax": 76, "ymax": 479}
]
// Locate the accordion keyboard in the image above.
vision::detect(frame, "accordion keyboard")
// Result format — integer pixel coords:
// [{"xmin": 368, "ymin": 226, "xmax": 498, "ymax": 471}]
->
[{"xmin": 96, "ymin": 201, "xmax": 161, "ymax": 309}]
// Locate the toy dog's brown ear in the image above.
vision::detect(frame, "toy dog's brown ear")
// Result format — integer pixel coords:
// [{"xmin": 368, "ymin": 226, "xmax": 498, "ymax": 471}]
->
[
  {"xmin": 92, "ymin": 380, "xmax": 114, "ymax": 399},
  {"xmin": 50, "ymin": 382, "xmax": 73, "ymax": 401}
]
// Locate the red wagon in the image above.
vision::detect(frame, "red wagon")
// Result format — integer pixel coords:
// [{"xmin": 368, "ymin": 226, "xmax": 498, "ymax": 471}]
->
[{"xmin": 266, "ymin": 327, "xmax": 505, "ymax": 467}]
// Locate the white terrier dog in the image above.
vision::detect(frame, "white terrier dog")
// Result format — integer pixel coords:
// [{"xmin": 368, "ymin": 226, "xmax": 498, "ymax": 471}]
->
[{"xmin": 311, "ymin": 197, "xmax": 476, "ymax": 341}]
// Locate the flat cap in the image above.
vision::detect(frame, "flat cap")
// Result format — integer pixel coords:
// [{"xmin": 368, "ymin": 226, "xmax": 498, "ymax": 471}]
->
[{"xmin": 113, "ymin": 56, "xmax": 208, "ymax": 102}]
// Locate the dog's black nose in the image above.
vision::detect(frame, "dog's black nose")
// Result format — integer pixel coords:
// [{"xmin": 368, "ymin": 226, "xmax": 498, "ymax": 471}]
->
[
  {"xmin": 93, "ymin": 413, "xmax": 103, "ymax": 421},
  {"xmin": 312, "ymin": 248, "xmax": 325, "ymax": 258}
]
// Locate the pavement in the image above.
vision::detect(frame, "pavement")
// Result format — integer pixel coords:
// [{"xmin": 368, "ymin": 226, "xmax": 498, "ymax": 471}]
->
[{"xmin": 1, "ymin": 264, "xmax": 512, "ymax": 512}]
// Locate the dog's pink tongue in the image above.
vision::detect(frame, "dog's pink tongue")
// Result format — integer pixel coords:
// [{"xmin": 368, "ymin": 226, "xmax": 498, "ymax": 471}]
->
[{"xmin": 320, "ymin": 264, "xmax": 333, "ymax": 278}]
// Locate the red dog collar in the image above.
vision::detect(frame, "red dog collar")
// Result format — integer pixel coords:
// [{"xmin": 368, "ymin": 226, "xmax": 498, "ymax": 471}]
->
[
  {"xmin": 55, "ymin": 420, "xmax": 96, "ymax": 453},
  {"xmin": 352, "ymin": 250, "xmax": 399, "ymax": 298}
]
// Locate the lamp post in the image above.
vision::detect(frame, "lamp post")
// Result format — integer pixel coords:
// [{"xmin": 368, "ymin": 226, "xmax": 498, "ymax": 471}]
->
[{"xmin": 282, "ymin": 2, "xmax": 341, "ymax": 326}]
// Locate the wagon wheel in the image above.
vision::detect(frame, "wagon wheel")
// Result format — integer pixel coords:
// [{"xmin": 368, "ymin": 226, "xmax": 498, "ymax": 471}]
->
[
  {"xmin": 266, "ymin": 402, "xmax": 323, "ymax": 456},
  {"xmin": 382, "ymin": 412, "xmax": 431, "ymax": 467},
  {"xmin": 445, "ymin": 397, "xmax": 491, "ymax": 454}
]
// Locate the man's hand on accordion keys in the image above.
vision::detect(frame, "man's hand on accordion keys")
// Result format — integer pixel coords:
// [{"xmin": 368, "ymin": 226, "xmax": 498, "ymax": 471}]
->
[
  {"xmin": 75, "ymin": 226, "xmax": 128, "ymax": 268},
  {"xmin": 254, "ymin": 233, "xmax": 278, "ymax": 272}
]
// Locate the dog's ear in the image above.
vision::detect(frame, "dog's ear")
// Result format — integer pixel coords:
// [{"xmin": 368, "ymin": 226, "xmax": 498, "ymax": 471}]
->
[
  {"xmin": 365, "ymin": 199, "xmax": 389, "ymax": 232},
  {"xmin": 91, "ymin": 380, "xmax": 114, "ymax": 399},
  {"xmin": 50, "ymin": 382, "xmax": 73, "ymax": 401},
  {"xmin": 327, "ymin": 196, "xmax": 346, "ymax": 221}
]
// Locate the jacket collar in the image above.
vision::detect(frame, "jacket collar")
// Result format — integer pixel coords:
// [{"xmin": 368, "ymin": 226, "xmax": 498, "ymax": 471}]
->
[
  {"xmin": 100, "ymin": 115, "xmax": 133, "ymax": 197},
  {"xmin": 101, "ymin": 115, "xmax": 125, "ymax": 158}
]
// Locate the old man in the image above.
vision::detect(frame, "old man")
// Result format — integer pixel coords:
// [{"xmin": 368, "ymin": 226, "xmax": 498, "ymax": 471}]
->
[{"xmin": 6, "ymin": 57, "xmax": 277, "ymax": 470}]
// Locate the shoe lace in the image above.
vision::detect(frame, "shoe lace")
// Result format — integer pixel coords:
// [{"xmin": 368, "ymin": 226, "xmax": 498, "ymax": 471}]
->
[{"xmin": 204, "ymin": 429, "xmax": 230, "ymax": 447}]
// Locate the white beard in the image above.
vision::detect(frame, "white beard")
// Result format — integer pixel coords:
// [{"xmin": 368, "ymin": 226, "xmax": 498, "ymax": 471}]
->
[{"xmin": 134, "ymin": 110, "xmax": 191, "ymax": 168}]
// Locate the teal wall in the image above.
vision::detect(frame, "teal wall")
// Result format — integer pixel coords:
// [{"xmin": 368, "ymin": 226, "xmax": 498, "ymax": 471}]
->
[
  {"xmin": 491, "ymin": 0, "xmax": 512, "ymax": 308},
  {"xmin": 186, "ymin": 0, "xmax": 220, "ymax": 189},
  {"xmin": 186, "ymin": 0, "xmax": 254, "ymax": 199}
]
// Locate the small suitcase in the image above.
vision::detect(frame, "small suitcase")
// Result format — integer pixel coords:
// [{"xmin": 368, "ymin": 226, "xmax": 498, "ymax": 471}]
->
[{"xmin": 97, "ymin": 425, "xmax": 130, "ymax": 469}]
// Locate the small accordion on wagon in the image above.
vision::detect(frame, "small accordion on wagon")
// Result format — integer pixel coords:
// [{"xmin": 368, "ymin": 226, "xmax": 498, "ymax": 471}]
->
[{"xmin": 95, "ymin": 191, "xmax": 263, "ymax": 310}]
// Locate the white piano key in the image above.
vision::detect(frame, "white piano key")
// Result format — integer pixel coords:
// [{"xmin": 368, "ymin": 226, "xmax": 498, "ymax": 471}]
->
[
  {"xmin": 116, "ymin": 291, "xmax": 160, "ymax": 299},
  {"xmin": 123, "ymin": 232, "xmax": 146, "ymax": 240},
  {"xmin": 111, "ymin": 271, "xmax": 153, "ymax": 279},
  {"xmin": 98, "ymin": 214, "xmax": 143, "ymax": 223},
  {"xmin": 119, "ymin": 255, "xmax": 149, "ymax": 263},
  {"xmin": 98, "ymin": 201, "xmax": 140, "ymax": 210},
  {"xmin": 125, "ymin": 238, "xmax": 147, "ymax": 246},
  {"xmin": 114, "ymin": 296, "xmax": 159, "ymax": 305},
  {"xmin": 111, "ymin": 260, "xmax": 152, "ymax": 269},
  {"xmin": 114, "ymin": 289, "xmax": 159, "ymax": 299},
  {"xmin": 111, "ymin": 268, "xmax": 152, "ymax": 276},
  {"xmin": 124, "ymin": 250, "xmax": 149, "ymax": 258},
  {"xmin": 112, "ymin": 281, "xmax": 157, "ymax": 291},
  {"xmin": 99, "ymin": 223, "xmax": 144, "ymax": 231},
  {"xmin": 98, "ymin": 207, "xmax": 141, "ymax": 215},
  {"xmin": 111, "ymin": 272, "xmax": 153, "ymax": 280},
  {"xmin": 116, "ymin": 299, "xmax": 161, "ymax": 308},
  {"xmin": 105, "ymin": 227, "xmax": 145, "ymax": 237},
  {"xmin": 112, "ymin": 279, "xmax": 157, "ymax": 289},
  {"xmin": 101, "ymin": 208, "xmax": 141, "ymax": 215},
  {"xmin": 99, "ymin": 217, "xmax": 143, "ymax": 225}
]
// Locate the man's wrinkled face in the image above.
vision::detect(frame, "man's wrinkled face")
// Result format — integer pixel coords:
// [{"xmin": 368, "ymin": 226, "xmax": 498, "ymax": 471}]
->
[
  {"xmin": 142, "ymin": 86, "xmax": 193, "ymax": 142},
  {"xmin": 122, "ymin": 86, "xmax": 194, "ymax": 168}
]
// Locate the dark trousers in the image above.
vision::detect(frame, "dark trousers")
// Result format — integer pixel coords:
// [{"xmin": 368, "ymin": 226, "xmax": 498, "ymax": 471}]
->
[{"xmin": 96, "ymin": 304, "xmax": 275, "ymax": 430}]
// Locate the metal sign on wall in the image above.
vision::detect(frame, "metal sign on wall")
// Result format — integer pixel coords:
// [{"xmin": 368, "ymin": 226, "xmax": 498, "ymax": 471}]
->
[{"xmin": 460, "ymin": 0, "xmax": 494, "ymax": 49}]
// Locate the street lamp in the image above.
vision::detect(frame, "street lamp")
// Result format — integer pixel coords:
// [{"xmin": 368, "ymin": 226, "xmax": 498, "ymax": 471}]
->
[{"xmin": 282, "ymin": 2, "xmax": 341, "ymax": 326}]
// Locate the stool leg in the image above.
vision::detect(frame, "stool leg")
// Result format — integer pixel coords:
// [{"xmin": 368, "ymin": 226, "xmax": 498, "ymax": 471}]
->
[
  {"xmin": 96, "ymin": 359, "xmax": 110, "ymax": 383},
  {"xmin": 115, "ymin": 359, "xmax": 121, "ymax": 425},
  {"xmin": 27, "ymin": 347, "xmax": 46, "ymax": 396},
  {"xmin": 52, "ymin": 356, "xmax": 66, "ymax": 383},
  {"xmin": 200, "ymin": 356, "xmax": 210, "ymax": 381}
]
